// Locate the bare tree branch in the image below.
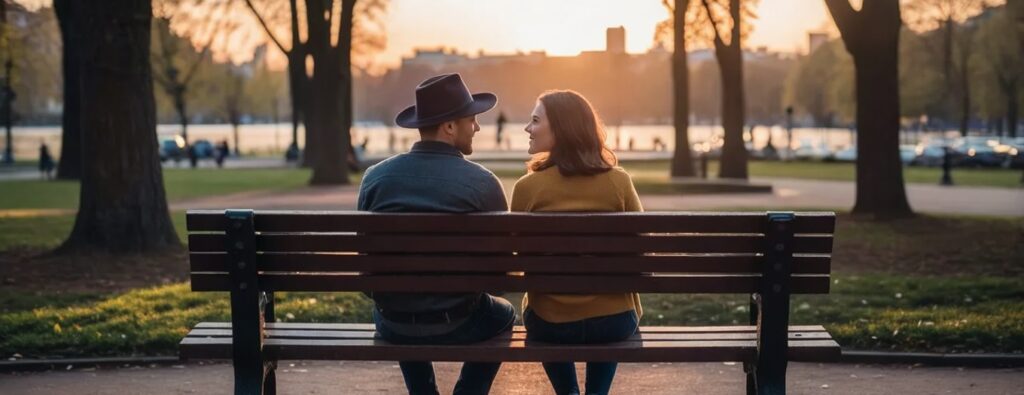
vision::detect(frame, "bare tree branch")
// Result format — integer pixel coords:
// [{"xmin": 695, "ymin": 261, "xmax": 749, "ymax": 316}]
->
[
  {"xmin": 700, "ymin": 0, "xmax": 726, "ymax": 50},
  {"xmin": 244, "ymin": 0, "xmax": 289, "ymax": 54}
]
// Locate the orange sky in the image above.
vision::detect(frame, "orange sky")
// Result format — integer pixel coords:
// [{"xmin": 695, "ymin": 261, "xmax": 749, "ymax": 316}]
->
[
  {"xmin": 23, "ymin": 0, "xmax": 837, "ymax": 68},
  {"xmin": 376, "ymin": 0, "xmax": 835, "ymax": 67}
]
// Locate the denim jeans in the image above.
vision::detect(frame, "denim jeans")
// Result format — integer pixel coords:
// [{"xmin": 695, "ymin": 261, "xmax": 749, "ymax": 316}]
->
[
  {"xmin": 374, "ymin": 294, "xmax": 517, "ymax": 395},
  {"xmin": 524, "ymin": 309, "xmax": 639, "ymax": 395}
]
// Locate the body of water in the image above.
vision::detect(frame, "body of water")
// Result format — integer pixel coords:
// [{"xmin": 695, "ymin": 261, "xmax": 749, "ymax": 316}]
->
[{"xmin": 4, "ymin": 123, "xmax": 954, "ymax": 161}]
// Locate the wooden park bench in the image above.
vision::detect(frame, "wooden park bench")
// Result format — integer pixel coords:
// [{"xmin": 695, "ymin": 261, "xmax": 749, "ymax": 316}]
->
[{"xmin": 180, "ymin": 210, "xmax": 839, "ymax": 394}]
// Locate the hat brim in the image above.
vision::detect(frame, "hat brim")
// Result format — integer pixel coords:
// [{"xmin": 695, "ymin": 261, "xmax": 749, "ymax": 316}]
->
[{"xmin": 395, "ymin": 93, "xmax": 497, "ymax": 129}]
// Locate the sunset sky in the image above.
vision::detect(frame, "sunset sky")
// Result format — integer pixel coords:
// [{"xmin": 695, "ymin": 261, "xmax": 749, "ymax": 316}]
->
[
  {"xmin": 377, "ymin": 0, "xmax": 835, "ymax": 66},
  {"xmin": 22, "ymin": 0, "xmax": 837, "ymax": 67}
]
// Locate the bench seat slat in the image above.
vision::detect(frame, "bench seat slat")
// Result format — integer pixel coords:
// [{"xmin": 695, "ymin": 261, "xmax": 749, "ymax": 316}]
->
[
  {"xmin": 179, "ymin": 325, "xmax": 840, "ymax": 363},
  {"xmin": 189, "ymin": 253, "xmax": 832, "ymax": 274},
  {"xmin": 188, "ymin": 234, "xmax": 833, "ymax": 254},
  {"xmin": 189, "ymin": 273, "xmax": 831, "ymax": 293},
  {"xmin": 186, "ymin": 328, "xmax": 834, "ymax": 342},
  {"xmin": 191, "ymin": 322, "xmax": 830, "ymax": 333},
  {"xmin": 186, "ymin": 211, "xmax": 836, "ymax": 234}
]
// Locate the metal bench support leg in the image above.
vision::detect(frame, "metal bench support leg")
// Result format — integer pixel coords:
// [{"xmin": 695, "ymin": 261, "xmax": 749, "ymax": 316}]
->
[
  {"xmin": 752, "ymin": 212, "xmax": 794, "ymax": 395},
  {"xmin": 226, "ymin": 210, "xmax": 270, "ymax": 395}
]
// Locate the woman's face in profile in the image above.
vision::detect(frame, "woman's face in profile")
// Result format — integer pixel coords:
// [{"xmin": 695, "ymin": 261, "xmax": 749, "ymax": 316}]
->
[{"xmin": 525, "ymin": 101, "xmax": 555, "ymax": 154}]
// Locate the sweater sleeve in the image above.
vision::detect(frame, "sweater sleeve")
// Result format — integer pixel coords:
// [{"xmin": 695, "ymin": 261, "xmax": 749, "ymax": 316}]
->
[
  {"xmin": 509, "ymin": 178, "xmax": 529, "ymax": 212},
  {"xmin": 620, "ymin": 171, "xmax": 644, "ymax": 212}
]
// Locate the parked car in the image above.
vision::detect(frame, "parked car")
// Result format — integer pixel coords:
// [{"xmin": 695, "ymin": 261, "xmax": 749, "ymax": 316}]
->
[
  {"xmin": 159, "ymin": 137, "xmax": 185, "ymax": 162},
  {"xmin": 899, "ymin": 145, "xmax": 917, "ymax": 164},
  {"xmin": 792, "ymin": 139, "xmax": 831, "ymax": 161},
  {"xmin": 912, "ymin": 140, "xmax": 956, "ymax": 167},
  {"xmin": 831, "ymin": 146, "xmax": 856, "ymax": 162},
  {"xmin": 987, "ymin": 137, "xmax": 1022, "ymax": 168},
  {"xmin": 191, "ymin": 139, "xmax": 216, "ymax": 159},
  {"xmin": 953, "ymin": 141, "xmax": 1002, "ymax": 167}
]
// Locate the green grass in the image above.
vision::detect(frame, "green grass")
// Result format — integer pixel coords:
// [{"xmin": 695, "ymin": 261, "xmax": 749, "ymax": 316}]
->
[
  {"xmin": 0, "ymin": 212, "xmax": 188, "ymax": 251},
  {"xmin": 598, "ymin": 160, "xmax": 1020, "ymax": 188},
  {"xmin": 0, "ymin": 275, "xmax": 1020, "ymax": 358},
  {"xmin": 0, "ymin": 168, "xmax": 315, "ymax": 210},
  {"xmin": 641, "ymin": 275, "xmax": 1024, "ymax": 353},
  {"xmin": 484, "ymin": 159, "xmax": 1022, "ymax": 191}
]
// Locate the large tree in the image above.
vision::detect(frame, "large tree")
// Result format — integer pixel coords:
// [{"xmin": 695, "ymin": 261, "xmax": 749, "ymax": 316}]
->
[
  {"xmin": 244, "ymin": 0, "xmax": 308, "ymax": 164},
  {"xmin": 904, "ymin": 0, "xmax": 994, "ymax": 135},
  {"xmin": 701, "ymin": 0, "xmax": 755, "ymax": 179},
  {"xmin": 60, "ymin": 0, "xmax": 179, "ymax": 252},
  {"xmin": 53, "ymin": 0, "xmax": 80, "ymax": 179},
  {"xmin": 245, "ymin": 0, "xmax": 386, "ymax": 184},
  {"xmin": 825, "ymin": 0, "xmax": 914, "ymax": 219},
  {"xmin": 657, "ymin": 0, "xmax": 698, "ymax": 177},
  {"xmin": 973, "ymin": 5, "xmax": 1021, "ymax": 137}
]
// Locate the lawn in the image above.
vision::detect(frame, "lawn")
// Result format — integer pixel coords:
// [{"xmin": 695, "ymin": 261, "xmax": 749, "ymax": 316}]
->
[
  {"xmin": 484, "ymin": 160, "xmax": 1023, "ymax": 189},
  {"xmin": 1, "ymin": 275, "xmax": 1020, "ymax": 358},
  {"xmin": 0, "ymin": 167, "xmax": 314, "ymax": 210},
  {"xmin": 0, "ymin": 213, "xmax": 1021, "ymax": 357}
]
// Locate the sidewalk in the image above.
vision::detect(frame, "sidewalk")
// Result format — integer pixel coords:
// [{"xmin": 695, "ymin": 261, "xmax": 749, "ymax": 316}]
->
[
  {"xmin": 2, "ymin": 361, "xmax": 1021, "ymax": 394},
  {"xmin": 173, "ymin": 176, "xmax": 1024, "ymax": 217}
]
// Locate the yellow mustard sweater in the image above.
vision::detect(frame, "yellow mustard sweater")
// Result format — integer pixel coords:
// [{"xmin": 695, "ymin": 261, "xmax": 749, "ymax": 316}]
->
[{"xmin": 510, "ymin": 165, "xmax": 643, "ymax": 323}]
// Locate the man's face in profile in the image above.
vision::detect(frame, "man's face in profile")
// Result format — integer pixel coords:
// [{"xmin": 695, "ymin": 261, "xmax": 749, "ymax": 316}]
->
[{"xmin": 451, "ymin": 115, "xmax": 480, "ymax": 155}]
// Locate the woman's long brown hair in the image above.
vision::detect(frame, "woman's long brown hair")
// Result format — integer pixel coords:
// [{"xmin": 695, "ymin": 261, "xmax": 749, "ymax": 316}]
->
[{"xmin": 528, "ymin": 90, "xmax": 617, "ymax": 176}]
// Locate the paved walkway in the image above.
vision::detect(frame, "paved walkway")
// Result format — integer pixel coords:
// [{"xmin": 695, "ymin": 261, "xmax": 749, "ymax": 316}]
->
[
  {"xmin": 2, "ymin": 361, "xmax": 1021, "ymax": 394},
  {"xmin": 173, "ymin": 177, "xmax": 1024, "ymax": 217}
]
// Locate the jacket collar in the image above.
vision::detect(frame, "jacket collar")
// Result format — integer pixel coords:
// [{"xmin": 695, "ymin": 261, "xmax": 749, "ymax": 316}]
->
[{"xmin": 410, "ymin": 140, "xmax": 464, "ymax": 158}]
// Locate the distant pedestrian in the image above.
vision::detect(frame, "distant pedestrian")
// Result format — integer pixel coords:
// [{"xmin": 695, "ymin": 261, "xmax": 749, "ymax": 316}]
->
[
  {"xmin": 496, "ymin": 111, "xmax": 507, "ymax": 150},
  {"xmin": 216, "ymin": 140, "xmax": 229, "ymax": 168},
  {"xmin": 38, "ymin": 142, "xmax": 55, "ymax": 180},
  {"xmin": 187, "ymin": 144, "xmax": 198, "ymax": 168},
  {"xmin": 628, "ymin": 137, "xmax": 635, "ymax": 151}
]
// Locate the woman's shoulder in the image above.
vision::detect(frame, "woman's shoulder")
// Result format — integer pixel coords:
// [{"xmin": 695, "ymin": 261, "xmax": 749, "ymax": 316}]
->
[{"xmin": 605, "ymin": 166, "xmax": 634, "ymax": 181}]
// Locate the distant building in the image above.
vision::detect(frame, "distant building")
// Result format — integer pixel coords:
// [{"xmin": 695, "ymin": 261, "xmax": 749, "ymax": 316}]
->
[
  {"xmin": 808, "ymin": 32, "xmax": 829, "ymax": 54},
  {"xmin": 606, "ymin": 26, "xmax": 626, "ymax": 53}
]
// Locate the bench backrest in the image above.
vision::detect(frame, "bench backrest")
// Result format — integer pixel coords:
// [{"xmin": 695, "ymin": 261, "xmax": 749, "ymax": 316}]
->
[{"xmin": 187, "ymin": 210, "xmax": 834, "ymax": 295}]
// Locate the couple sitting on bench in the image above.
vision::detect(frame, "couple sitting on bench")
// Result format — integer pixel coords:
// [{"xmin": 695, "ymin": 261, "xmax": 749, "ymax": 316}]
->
[{"xmin": 360, "ymin": 73, "xmax": 643, "ymax": 395}]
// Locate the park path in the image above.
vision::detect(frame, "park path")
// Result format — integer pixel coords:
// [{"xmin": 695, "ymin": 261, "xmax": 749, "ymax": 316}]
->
[
  {"xmin": 2, "ymin": 361, "xmax": 1021, "ymax": 394},
  {"xmin": 173, "ymin": 177, "xmax": 1024, "ymax": 216}
]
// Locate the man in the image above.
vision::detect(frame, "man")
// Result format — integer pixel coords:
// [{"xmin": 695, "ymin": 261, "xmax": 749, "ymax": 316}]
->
[{"xmin": 357, "ymin": 73, "xmax": 516, "ymax": 395}]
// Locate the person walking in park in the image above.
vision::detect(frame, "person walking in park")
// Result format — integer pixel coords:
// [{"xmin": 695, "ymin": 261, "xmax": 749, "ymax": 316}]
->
[
  {"xmin": 512, "ymin": 89, "xmax": 642, "ymax": 395},
  {"xmin": 215, "ymin": 139, "xmax": 229, "ymax": 168},
  {"xmin": 38, "ymin": 142, "xmax": 55, "ymax": 179},
  {"xmin": 495, "ymin": 111, "xmax": 507, "ymax": 150},
  {"xmin": 357, "ymin": 73, "xmax": 516, "ymax": 395}
]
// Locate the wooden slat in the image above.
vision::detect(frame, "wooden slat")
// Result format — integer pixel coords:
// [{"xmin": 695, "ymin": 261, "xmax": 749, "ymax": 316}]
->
[
  {"xmin": 191, "ymin": 322, "xmax": 828, "ymax": 334},
  {"xmin": 188, "ymin": 234, "xmax": 833, "ymax": 254},
  {"xmin": 190, "ymin": 273, "xmax": 830, "ymax": 293},
  {"xmin": 186, "ymin": 210, "xmax": 836, "ymax": 234},
  {"xmin": 186, "ymin": 328, "xmax": 834, "ymax": 342},
  {"xmin": 179, "ymin": 337, "xmax": 840, "ymax": 363},
  {"xmin": 190, "ymin": 253, "xmax": 832, "ymax": 274}
]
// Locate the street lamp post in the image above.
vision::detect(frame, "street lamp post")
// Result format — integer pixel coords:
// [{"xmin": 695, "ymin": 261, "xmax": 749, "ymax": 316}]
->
[
  {"xmin": 1, "ymin": 59, "xmax": 13, "ymax": 165},
  {"xmin": 785, "ymin": 106, "xmax": 794, "ymax": 161}
]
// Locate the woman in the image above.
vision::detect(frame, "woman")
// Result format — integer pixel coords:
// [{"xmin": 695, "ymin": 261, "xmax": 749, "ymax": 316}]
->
[{"xmin": 511, "ymin": 90, "xmax": 642, "ymax": 395}]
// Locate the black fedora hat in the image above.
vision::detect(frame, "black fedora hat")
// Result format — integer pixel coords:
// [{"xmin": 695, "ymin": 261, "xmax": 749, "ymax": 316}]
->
[{"xmin": 395, "ymin": 73, "xmax": 497, "ymax": 128}]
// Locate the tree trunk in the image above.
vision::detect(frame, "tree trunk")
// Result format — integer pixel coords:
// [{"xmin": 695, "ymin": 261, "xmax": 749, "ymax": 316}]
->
[
  {"xmin": 305, "ymin": 0, "xmax": 352, "ymax": 185},
  {"xmin": 670, "ymin": 0, "xmax": 696, "ymax": 177},
  {"xmin": 60, "ymin": 0, "xmax": 180, "ymax": 253},
  {"xmin": 54, "ymin": 0, "xmax": 81, "ymax": 180},
  {"xmin": 715, "ymin": 0, "xmax": 748, "ymax": 180},
  {"xmin": 175, "ymin": 93, "xmax": 188, "ymax": 144},
  {"xmin": 826, "ymin": 0, "xmax": 914, "ymax": 219},
  {"xmin": 1007, "ymin": 84, "xmax": 1018, "ymax": 138}
]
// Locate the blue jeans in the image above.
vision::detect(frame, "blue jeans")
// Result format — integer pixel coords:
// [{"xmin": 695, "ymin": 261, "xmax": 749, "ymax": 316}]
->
[
  {"xmin": 374, "ymin": 294, "xmax": 517, "ymax": 395},
  {"xmin": 524, "ymin": 309, "xmax": 639, "ymax": 395}
]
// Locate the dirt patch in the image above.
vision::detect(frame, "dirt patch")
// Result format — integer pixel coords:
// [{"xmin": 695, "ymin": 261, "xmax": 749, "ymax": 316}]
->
[{"xmin": 0, "ymin": 247, "xmax": 189, "ymax": 294}]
